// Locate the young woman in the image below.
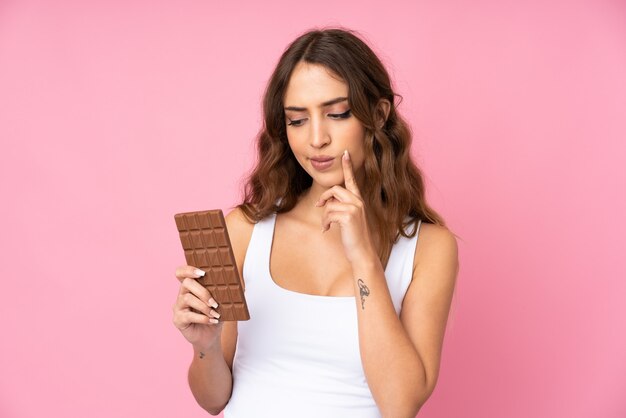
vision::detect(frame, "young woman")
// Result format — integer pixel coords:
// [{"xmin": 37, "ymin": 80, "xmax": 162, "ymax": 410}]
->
[{"xmin": 172, "ymin": 28, "xmax": 459, "ymax": 417}]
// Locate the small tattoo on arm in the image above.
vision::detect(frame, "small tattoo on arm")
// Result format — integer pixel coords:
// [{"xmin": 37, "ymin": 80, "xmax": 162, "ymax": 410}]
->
[
  {"xmin": 199, "ymin": 351, "xmax": 205, "ymax": 359},
  {"xmin": 357, "ymin": 279, "xmax": 370, "ymax": 310}
]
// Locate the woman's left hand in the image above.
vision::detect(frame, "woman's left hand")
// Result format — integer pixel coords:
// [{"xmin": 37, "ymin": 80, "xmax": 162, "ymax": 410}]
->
[{"xmin": 316, "ymin": 150, "xmax": 376, "ymax": 264}]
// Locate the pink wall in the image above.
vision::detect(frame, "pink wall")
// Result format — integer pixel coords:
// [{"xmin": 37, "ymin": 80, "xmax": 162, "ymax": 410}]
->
[{"xmin": 1, "ymin": 1, "xmax": 625, "ymax": 417}]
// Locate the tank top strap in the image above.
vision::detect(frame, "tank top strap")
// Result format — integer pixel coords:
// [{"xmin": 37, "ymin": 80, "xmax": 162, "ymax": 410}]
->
[
  {"xmin": 385, "ymin": 218, "xmax": 423, "ymax": 314},
  {"xmin": 242, "ymin": 213, "xmax": 277, "ymax": 286}
]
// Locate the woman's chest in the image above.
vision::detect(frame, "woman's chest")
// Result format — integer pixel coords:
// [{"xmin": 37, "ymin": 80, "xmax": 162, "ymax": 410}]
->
[{"xmin": 270, "ymin": 225, "xmax": 356, "ymax": 297}]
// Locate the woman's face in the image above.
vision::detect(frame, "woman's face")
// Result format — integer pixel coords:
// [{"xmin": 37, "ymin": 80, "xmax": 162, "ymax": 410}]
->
[{"xmin": 283, "ymin": 61, "xmax": 367, "ymax": 190}]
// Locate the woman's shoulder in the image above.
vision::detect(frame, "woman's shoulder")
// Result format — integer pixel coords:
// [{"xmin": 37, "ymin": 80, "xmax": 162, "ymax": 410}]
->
[
  {"xmin": 225, "ymin": 206, "xmax": 257, "ymax": 287},
  {"xmin": 413, "ymin": 222, "xmax": 459, "ymax": 273},
  {"xmin": 225, "ymin": 206, "xmax": 257, "ymax": 251},
  {"xmin": 225, "ymin": 205, "xmax": 256, "ymax": 229}
]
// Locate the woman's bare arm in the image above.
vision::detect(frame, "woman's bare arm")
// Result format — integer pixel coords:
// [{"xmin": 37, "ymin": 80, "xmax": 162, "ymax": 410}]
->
[
  {"xmin": 352, "ymin": 223, "xmax": 459, "ymax": 417},
  {"xmin": 182, "ymin": 207, "xmax": 254, "ymax": 414},
  {"xmin": 187, "ymin": 322, "xmax": 236, "ymax": 415},
  {"xmin": 187, "ymin": 341, "xmax": 231, "ymax": 414}
]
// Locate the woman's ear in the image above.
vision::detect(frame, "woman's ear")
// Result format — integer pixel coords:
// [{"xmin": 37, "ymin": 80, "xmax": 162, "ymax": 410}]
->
[{"xmin": 376, "ymin": 99, "xmax": 391, "ymax": 129}]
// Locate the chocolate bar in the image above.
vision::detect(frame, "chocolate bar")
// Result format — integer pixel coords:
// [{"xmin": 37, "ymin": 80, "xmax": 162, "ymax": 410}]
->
[{"xmin": 174, "ymin": 209, "xmax": 250, "ymax": 321}]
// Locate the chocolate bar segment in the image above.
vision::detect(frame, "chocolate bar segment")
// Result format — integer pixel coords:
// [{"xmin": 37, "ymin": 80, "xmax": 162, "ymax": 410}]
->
[{"xmin": 174, "ymin": 209, "xmax": 250, "ymax": 321}]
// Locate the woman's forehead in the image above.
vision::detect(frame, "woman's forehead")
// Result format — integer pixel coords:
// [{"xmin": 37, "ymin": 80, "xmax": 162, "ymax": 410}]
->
[{"xmin": 284, "ymin": 62, "xmax": 348, "ymax": 108}]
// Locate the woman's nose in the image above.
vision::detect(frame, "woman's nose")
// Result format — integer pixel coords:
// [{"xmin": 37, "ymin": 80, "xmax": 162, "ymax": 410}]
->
[{"xmin": 310, "ymin": 119, "xmax": 330, "ymax": 148}]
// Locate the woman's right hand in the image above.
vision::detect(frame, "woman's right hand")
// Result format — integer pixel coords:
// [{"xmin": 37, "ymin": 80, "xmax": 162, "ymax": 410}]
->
[{"xmin": 172, "ymin": 265, "xmax": 223, "ymax": 350}]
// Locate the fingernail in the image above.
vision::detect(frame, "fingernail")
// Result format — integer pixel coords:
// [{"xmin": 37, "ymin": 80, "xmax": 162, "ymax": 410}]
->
[
  {"xmin": 208, "ymin": 298, "xmax": 218, "ymax": 309},
  {"xmin": 194, "ymin": 269, "xmax": 206, "ymax": 277},
  {"xmin": 209, "ymin": 318, "xmax": 219, "ymax": 324},
  {"xmin": 343, "ymin": 149, "xmax": 349, "ymax": 159},
  {"xmin": 211, "ymin": 310, "xmax": 221, "ymax": 319}
]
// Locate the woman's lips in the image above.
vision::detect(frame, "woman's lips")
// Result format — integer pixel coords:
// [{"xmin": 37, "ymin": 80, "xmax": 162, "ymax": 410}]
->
[{"xmin": 310, "ymin": 157, "xmax": 334, "ymax": 171}]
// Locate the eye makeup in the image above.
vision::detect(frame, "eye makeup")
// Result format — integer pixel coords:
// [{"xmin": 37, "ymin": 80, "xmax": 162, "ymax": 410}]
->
[
  {"xmin": 329, "ymin": 109, "xmax": 351, "ymax": 119},
  {"xmin": 286, "ymin": 109, "xmax": 352, "ymax": 127}
]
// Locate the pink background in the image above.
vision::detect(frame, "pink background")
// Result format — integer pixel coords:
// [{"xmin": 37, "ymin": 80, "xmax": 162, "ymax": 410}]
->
[{"xmin": 1, "ymin": 1, "xmax": 625, "ymax": 417}]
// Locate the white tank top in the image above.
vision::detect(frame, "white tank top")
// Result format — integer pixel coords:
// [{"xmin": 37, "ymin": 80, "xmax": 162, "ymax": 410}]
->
[{"xmin": 224, "ymin": 213, "xmax": 422, "ymax": 418}]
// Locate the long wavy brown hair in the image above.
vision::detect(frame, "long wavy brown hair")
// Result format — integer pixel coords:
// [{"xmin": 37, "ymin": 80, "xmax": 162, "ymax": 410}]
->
[{"xmin": 237, "ymin": 27, "xmax": 447, "ymax": 267}]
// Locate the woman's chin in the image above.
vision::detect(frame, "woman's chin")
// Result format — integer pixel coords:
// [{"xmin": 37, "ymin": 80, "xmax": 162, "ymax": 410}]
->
[
  {"xmin": 303, "ymin": 167, "xmax": 344, "ymax": 189},
  {"xmin": 312, "ymin": 177, "xmax": 344, "ymax": 189}
]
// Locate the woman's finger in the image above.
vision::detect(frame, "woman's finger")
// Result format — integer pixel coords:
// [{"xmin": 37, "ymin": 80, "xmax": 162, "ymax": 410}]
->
[
  {"xmin": 184, "ymin": 310, "xmax": 220, "ymax": 325},
  {"xmin": 173, "ymin": 308, "xmax": 219, "ymax": 330},
  {"xmin": 180, "ymin": 277, "xmax": 219, "ymax": 309},
  {"xmin": 322, "ymin": 211, "xmax": 351, "ymax": 232},
  {"xmin": 316, "ymin": 185, "xmax": 361, "ymax": 207},
  {"xmin": 320, "ymin": 200, "xmax": 351, "ymax": 227},
  {"xmin": 320, "ymin": 199, "xmax": 345, "ymax": 214},
  {"xmin": 341, "ymin": 149, "xmax": 362, "ymax": 197},
  {"xmin": 179, "ymin": 292, "xmax": 221, "ymax": 319},
  {"xmin": 175, "ymin": 265, "xmax": 206, "ymax": 281}
]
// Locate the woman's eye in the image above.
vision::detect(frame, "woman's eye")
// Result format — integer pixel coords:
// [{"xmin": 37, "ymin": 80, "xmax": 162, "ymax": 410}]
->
[
  {"xmin": 328, "ymin": 109, "xmax": 352, "ymax": 119},
  {"xmin": 287, "ymin": 110, "xmax": 350, "ymax": 127}
]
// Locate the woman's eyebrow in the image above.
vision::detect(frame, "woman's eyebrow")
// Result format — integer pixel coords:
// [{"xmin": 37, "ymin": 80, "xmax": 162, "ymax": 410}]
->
[{"xmin": 284, "ymin": 96, "xmax": 348, "ymax": 111}]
